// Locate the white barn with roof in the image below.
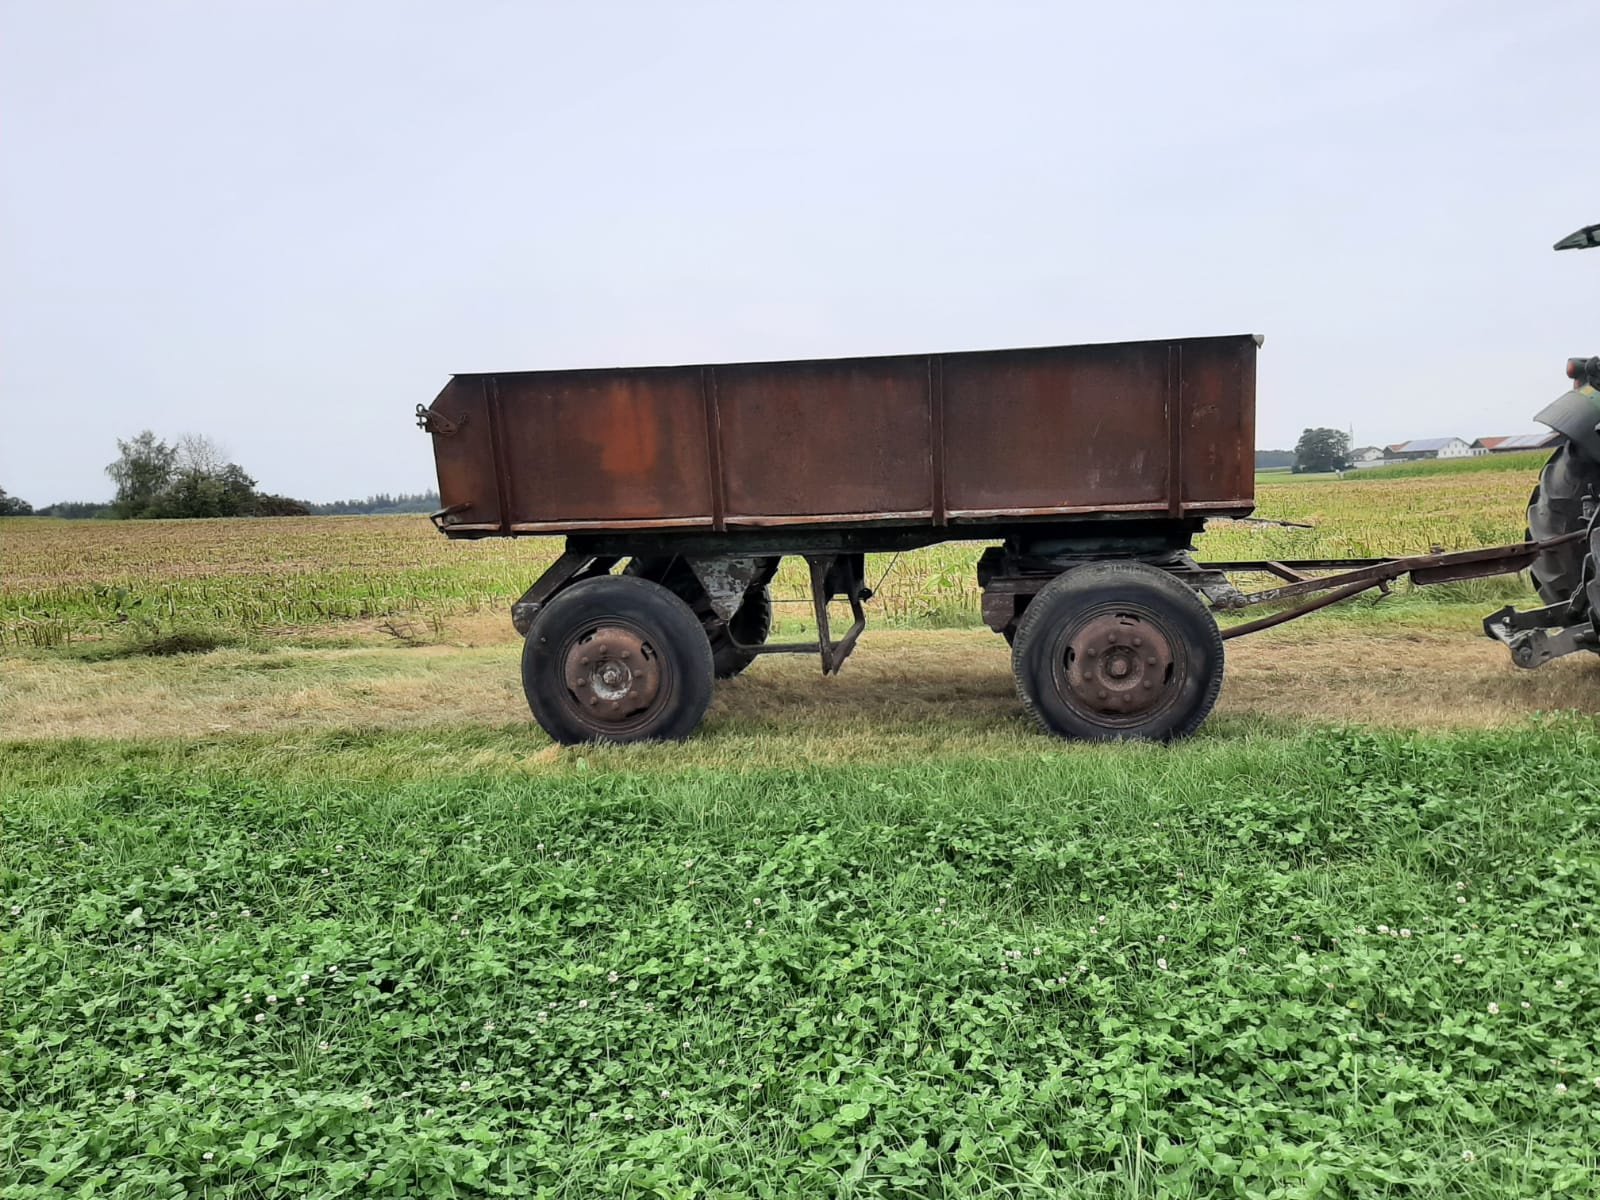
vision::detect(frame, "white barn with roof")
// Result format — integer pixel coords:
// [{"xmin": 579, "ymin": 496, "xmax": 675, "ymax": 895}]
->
[{"xmin": 1385, "ymin": 436, "xmax": 1480, "ymax": 461}]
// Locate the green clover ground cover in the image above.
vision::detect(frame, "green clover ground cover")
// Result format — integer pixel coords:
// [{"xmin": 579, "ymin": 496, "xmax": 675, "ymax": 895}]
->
[{"xmin": 4, "ymin": 724, "xmax": 1600, "ymax": 1198}]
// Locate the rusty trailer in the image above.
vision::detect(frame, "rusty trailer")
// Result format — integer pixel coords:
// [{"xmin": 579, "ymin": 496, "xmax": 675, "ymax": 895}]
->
[{"xmin": 417, "ymin": 334, "xmax": 1554, "ymax": 744}]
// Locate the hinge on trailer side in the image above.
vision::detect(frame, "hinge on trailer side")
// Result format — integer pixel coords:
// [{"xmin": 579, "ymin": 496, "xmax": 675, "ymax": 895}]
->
[{"xmin": 416, "ymin": 404, "xmax": 465, "ymax": 437}]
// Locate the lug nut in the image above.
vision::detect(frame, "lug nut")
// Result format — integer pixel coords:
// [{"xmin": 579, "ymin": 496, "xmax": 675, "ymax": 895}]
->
[{"xmin": 1132, "ymin": 636, "xmax": 1142, "ymax": 647}]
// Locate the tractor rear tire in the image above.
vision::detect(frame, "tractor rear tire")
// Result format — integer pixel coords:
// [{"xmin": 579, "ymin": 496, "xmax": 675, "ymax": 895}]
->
[{"xmin": 1527, "ymin": 441, "xmax": 1600, "ymax": 605}]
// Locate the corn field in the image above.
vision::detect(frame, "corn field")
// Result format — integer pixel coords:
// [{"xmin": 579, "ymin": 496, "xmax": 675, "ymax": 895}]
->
[{"xmin": 0, "ymin": 457, "xmax": 1544, "ymax": 648}]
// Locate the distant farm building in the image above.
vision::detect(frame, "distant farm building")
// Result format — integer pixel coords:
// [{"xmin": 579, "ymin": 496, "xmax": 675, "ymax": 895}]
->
[
  {"xmin": 1350, "ymin": 446, "xmax": 1387, "ymax": 469},
  {"xmin": 1384, "ymin": 437, "xmax": 1480, "ymax": 461},
  {"xmin": 1473, "ymin": 433, "xmax": 1561, "ymax": 454}
]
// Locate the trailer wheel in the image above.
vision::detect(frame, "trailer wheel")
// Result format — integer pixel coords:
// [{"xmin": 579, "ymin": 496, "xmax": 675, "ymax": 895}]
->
[
  {"xmin": 1011, "ymin": 561, "xmax": 1223, "ymax": 742},
  {"xmin": 624, "ymin": 557, "xmax": 772, "ymax": 678},
  {"xmin": 521, "ymin": 575, "xmax": 714, "ymax": 744},
  {"xmin": 1527, "ymin": 442, "xmax": 1600, "ymax": 605}
]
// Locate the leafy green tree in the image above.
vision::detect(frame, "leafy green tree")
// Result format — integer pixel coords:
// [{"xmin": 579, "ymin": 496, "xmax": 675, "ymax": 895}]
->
[
  {"xmin": 106, "ymin": 431, "xmax": 177, "ymax": 517},
  {"xmin": 146, "ymin": 462, "xmax": 259, "ymax": 519},
  {"xmin": 1293, "ymin": 428, "xmax": 1352, "ymax": 474},
  {"xmin": 0, "ymin": 486, "xmax": 34, "ymax": 515}
]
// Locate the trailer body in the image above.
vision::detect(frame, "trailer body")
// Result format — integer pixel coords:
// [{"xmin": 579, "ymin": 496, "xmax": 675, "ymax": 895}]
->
[
  {"xmin": 420, "ymin": 334, "xmax": 1260, "ymax": 541},
  {"xmin": 419, "ymin": 332, "xmax": 1559, "ymax": 746}
]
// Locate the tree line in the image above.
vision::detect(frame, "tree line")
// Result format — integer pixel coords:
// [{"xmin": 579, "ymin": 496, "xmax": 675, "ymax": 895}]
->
[{"xmin": 1, "ymin": 431, "xmax": 438, "ymax": 519}]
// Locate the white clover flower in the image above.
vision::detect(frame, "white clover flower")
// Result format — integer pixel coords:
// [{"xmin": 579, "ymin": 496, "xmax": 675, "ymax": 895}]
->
[
  {"xmin": 295, "ymin": 996, "xmax": 305, "ymax": 1006},
  {"xmin": 458, "ymin": 1080, "xmax": 471, "ymax": 1092},
  {"xmin": 1377, "ymin": 924, "xmax": 1389, "ymax": 935},
  {"xmin": 1156, "ymin": 958, "xmax": 1168, "ymax": 971},
  {"xmin": 1167, "ymin": 901, "xmax": 1178, "ymax": 911},
  {"xmin": 1456, "ymin": 881, "xmax": 1466, "ymax": 891},
  {"xmin": 124, "ymin": 1087, "xmax": 137, "ymax": 1102},
  {"xmin": 8, "ymin": 905, "xmax": 19, "ymax": 916},
  {"xmin": 254, "ymin": 1013, "xmax": 266, "ymax": 1023},
  {"xmin": 659, "ymin": 1088, "xmax": 671, "ymax": 1099},
  {"xmin": 202, "ymin": 1151, "xmax": 214, "ymax": 1162},
  {"xmin": 300, "ymin": 973, "xmax": 310, "ymax": 983},
  {"xmin": 607, "ymin": 971, "xmax": 619, "ymax": 984},
  {"xmin": 1457, "ymin": 896, "xmax": 1467, "ymax": 904},
  {"xmin": 318, "ymin": 1041, "xmax": 330, "ymax": 1051},
  {"xmin": 536, "ymin": 842, "xmax": 545, "ymax": 851},
  {"xmin": 745, "ymin": 919, "xmax": 753, "ymax": 928},
  {"xmin": 267, "ymin": 995, "xmax": 277, "ymax": 1005},
  {"xmin": 1521, "ymin": 1001, "xmax": 1532, "ymax": 1011},
  {"xmin": 1556, "ymin": 1083, "xmax": 1568, "ymax": 1094},
  {"xmin": 1556, "ymin": 979, "xmax": 1567, "ymax": 990},
  {"xmin": 1487, "ymin": 1002, "xmax": 1500, "ymax": 1015},
  {"xmin": 578, "ymin": 999, "xmax": 589, "ymax": 1009},
  {"xmin": 1452, "ymin": 954, "xmax": 1465, "ymax": 964},
  {"xmin": 1462, "ymin": 1150, "xmax": 1476, "ymax": 1163},
  {"xmin": 1157, "ymin": 935, "xmax": 1167, "ymax": 944}
]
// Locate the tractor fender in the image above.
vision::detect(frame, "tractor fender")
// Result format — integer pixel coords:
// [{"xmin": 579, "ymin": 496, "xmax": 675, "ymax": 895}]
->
[{"xmin": 1536, "ymin": 386, "xmax": 1600, "ymax": 465}]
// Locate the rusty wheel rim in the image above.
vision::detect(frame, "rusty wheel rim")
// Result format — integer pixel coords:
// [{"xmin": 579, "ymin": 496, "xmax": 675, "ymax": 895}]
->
[
  {"xmin": 1051, "ymin": 608, "xmax": 1180, "ymax": 726},
  {"xmin": 560, "ymin": 622, "xmax": 666, "ymax": 733}
]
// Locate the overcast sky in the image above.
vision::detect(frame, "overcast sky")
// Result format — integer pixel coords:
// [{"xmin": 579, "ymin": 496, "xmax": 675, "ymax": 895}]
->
[{"xmin": 3, "ymin": 0, "xmax": 1596, "ymax": 505}]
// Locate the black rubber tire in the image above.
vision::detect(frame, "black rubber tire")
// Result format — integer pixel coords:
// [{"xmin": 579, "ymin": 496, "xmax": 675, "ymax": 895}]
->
[
  {"xmin": 625, "ymin": 557, "xmax": 771, "ymax": 679},
  {"xmin": 710, "ymin": 586, "xmax": 772, "ymax": 679},
  {"xmin": 521, "ymin": 574, "xmax": 714, "ymax": 745},
  {"xmin": 1011, "ymin": 560, "xmax": 1223, "ymax": 742},
  {"xmin": 1528, "ymin": 441, "xmax": 1600, "ymax": 605}
]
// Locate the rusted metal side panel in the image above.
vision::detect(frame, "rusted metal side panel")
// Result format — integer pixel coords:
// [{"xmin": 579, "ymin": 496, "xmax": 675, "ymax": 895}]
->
[
  {"xmin": 422, "ymin": 335, "xmax": 1257, "ymax": 537},
  {"xmin": 941, "ymin": 341, "xmax": 1172, "ymax": 518},
  {"xmin": 1179, "ymin": 338, "xmax": 1256, "ymax": 510},
  {"xmin": 713, "ymin": 357, "xmax": 933, "ymax": 524},
  {"xmin": 422, "ymin": 377, "xmax": 503, "ymax": 532},
  {"xmin": 491, "ymin": 369, "xmax": 714, "ymax": 531}
]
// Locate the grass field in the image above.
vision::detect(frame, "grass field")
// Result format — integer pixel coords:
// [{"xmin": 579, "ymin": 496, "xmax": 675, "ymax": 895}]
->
[{"xmin": 6, "ymin": 451, "xmax": 1600, "ymax": 1197}]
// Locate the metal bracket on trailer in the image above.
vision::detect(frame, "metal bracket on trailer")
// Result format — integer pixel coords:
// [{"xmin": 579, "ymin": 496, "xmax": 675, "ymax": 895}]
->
[
  {"xmin": 509, "ymin": 551, "xmax": 620, "ymax": 635},
  {"xmin": 734, "ymin": 554, "xmax": 869, "ymax": 675}
]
